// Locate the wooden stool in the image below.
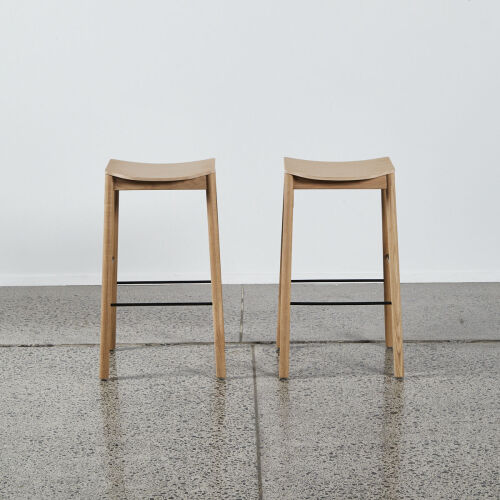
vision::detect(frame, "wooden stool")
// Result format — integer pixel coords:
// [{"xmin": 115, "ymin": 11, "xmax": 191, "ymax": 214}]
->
[
  {"xmin": 277, "ymin": 157, "xmax": 403, "ymax": 379},
  {"xmin": 99, "ymin": 158, "xmax": 226, "ymax": 380}
]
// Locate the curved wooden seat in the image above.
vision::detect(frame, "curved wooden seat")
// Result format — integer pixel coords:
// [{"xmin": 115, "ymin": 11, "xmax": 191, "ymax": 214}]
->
[
  {"xmin": 106, "ymin": 158, "xmax": 215, "ymax": 182},
  {"xmin": 284, "ymin": 157, "xmax": 394, "ymax": 181}
]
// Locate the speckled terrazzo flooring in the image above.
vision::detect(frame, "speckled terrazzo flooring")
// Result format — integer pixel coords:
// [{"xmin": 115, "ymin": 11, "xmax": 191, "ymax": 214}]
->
[{"xmin": 0, "ymin": 283, "xmax": 499, "ymax": 499}]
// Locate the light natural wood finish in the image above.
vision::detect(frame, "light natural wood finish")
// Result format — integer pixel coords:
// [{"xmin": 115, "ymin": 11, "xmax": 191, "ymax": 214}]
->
[
  {"xmin": 113, "ymin": 177, "xmax": 207, "ymax": 191},
  {"xmin": 277, "ymin": 159, "xmax": 404, "ymax": 378},
  {"xmin": 386, "ymin": 173, "xmax": 404, "ymax": 377},
  {"xmin": 99, "ymin": 162, "xmax": 226, "ymax": 380},
  {"xmin": 110, "ymin": 189, "xmax": 119, "ymax": 351},
  {"xmin": 99, "ymin": 175, "xmax": 115, "ymax": 380},
  {"xmin": 206, "ymin": 173, "xmax": 226, "ymax": 378},
  {"xmin": 278, "ymin": 174, "xmax": 294, "ymax": 379},
  {"xmin": 106, "ymin": 158, "xmax": 214, "ymax": 182},
  {"xmin": 381, "ymin": 189, "xmax": 392, "ymax": 348},
  {"xmin": 293, "ymin": 176, "xmax": 387, "ymax": 190},
  {"xmin": 276, "ymin": 197, "xmax": 285, "ymax": 349},
  {"xmin": 285, "ymin": 157, "xmax": 394, "ymax": 181}
]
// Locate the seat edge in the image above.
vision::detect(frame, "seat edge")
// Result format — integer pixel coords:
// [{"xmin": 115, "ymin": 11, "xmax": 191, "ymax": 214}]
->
[
  {"xmin": 105, "ymin": 158, "xmax": 215, "ymax": 181},
  {"xmin": 284, "ymin": 156, "xmax": 394, "ymax": 181}
]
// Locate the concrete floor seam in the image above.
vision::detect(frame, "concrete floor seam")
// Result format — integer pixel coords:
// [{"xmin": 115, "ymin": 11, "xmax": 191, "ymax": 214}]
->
[{"xmin": 1, "ymin": 339, "xmax": 499, "ymax": 348}]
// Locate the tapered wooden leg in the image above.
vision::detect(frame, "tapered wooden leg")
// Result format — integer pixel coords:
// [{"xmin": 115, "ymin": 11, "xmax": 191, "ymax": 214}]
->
[
  {"xmin": 206, "ymin": 173, "xmax": 226, "ymax": 379},
  {"xmin": 276, "ymin": 197, "xmax": 285, "ymax": 349},
  {"xmin": 381, "ymin": 189, "xmax": 393, "ymax": 348},
  {"xmin": 100, "ymin": 175, "xmax": 115, "ymax": 380},
  {"xmin": 278, "ymin": 174, "xmax": 294, "ymax": 379},
  {"xmin": 386, "ymin": 173, "xmax": 404, "ymax": 377},
  {"xmin": 110, "ymin": 190, "xmax": 119, "ymax": 351}
]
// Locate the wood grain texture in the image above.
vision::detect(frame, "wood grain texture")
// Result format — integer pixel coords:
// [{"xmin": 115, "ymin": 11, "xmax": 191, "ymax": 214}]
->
[
  {"xmin": 206, "ymin": 173, "xmax": 226, "ymax": 379},
  {"xmin": 110, "ymin": 189, "xmax": 119, "ymax": 351},
  {"xmin": 285, "ymin": 157, "xmax": 394, "ymax": 181},
  {"xmin": 276, "ymin": 197, "xmax": 285, "ymax": 349},
  {"xmin": 113, "ymin": 177, "xmax": 206, "ymax": 191},
  {"xmin": 99, "ymin": 175, "xmax": 115, "ymax": 380},
  {"xmin": 106, "ymin": 158, "xmax": 214, "ymax": 182},
  {"xmin": 278, "ymin": 174, "xmax": 294, "ymax": 379},
  {"xmin": 293, "ymin": 176, "xmax": 387, "ymax": 190},
  {"xmin": 387, "ymin": 173, "xmax": 404, "ymax": 377},
  {"xmin": 381, "ymin": 188, "xmax": 393, "ymax": 348}
]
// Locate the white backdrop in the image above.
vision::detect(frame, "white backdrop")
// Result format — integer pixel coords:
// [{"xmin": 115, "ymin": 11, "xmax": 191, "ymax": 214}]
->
[{"xmin": 1, "ymin": 1, "xmax": 499, "ymax": 285}]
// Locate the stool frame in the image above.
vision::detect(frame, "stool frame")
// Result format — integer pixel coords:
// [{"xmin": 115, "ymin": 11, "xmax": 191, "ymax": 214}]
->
[
  {"xmin": 277, "ymin": 171, "xmax": 403, "ymax": 379},
  {"xmin": 99, "ymin": 172, "xmax": 226, "ymax": 380}
]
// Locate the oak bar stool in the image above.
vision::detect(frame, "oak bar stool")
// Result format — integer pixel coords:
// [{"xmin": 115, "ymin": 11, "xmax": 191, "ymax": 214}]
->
[
  {"xmin": 99, "ymin": 158, "xmax": 226, "ymax": 380},
  {"xmin": 277, "ymin": 157, "xmax": 404, "ymax": 379}
]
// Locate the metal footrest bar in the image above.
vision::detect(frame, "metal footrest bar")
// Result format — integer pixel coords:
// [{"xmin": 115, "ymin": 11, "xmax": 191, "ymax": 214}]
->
[
  {"xmin": 111, "ymin": 302, "xmax": 212, "ymax": 307},
  {"xmin": 292, "ymin": 278, "xmax": 384, "ymax": 283},
  {"xmin": 117, "ymin": 280, "xmax": 211, "ymax": 285},
  {"xmin": 291, "ymin": 301, "xmax": 391, "ymax": 306}
]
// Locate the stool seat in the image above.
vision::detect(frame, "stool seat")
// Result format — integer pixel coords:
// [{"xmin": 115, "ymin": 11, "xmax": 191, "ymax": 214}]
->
[
  {"xmin": 106, "ymin": 158, "xmax": 215, "ymax": 182},
  {"xmin": 284, "ymin": 156, "xmax": 394, "ymax": 181}
]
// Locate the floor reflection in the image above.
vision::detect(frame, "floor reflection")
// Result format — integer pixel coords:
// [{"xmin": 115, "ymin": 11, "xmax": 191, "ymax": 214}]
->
[
  {"xmin": 209, "ymin": 379, "xmax": 227, "ymax": 498},
  {"xmin": 99, "ymin": 354, "xmax": 128, "ymax": 499},
  {"xmin": 382, "ymin": 349, "xmax": 404, "ymax": 499},
  {"xmin": 277, "ymin": 379, "xmax": 292, "ymax": 475}
]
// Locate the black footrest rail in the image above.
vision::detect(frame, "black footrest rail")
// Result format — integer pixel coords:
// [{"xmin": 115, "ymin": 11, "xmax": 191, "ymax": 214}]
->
[
  {"xmin": 292, "ymin": 278, "xmax": 384, "ymax": 283},
  {"xmin": 111, "ymin": 302, "xmax": 212, "ymax": 307},
  {"xmin": 117, "ymin": 280, "xmax": 210, "ymax": 285},
  {"xmin": 291, "ymin": 301, "xmax": 391, "ymax": 306}
]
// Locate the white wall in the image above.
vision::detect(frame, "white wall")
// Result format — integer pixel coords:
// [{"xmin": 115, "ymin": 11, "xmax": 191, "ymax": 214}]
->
[{"xmin": 1, "ymin": 1, "xmax": 499, "ymax": 285}]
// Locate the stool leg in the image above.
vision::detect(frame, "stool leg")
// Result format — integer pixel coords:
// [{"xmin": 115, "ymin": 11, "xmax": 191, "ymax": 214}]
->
[
  {"xmin": 206, "ymin": 173, "xmax": 226, "ymax": 379},
  {"xmin": 110, "ymin": 190, "xmax": 119, "ymax": 351},
  {"xmin": 386, "ymin": 173, "xmax": 404, "ymax": 377},
  {"xmin": 278, "ymin": 174, "xmax": 294, "ymax": 379},
  {"xmin": 99, "ymin": 175, "xmax": 115, "ymax": 380},
  {"xmin": 276, "ymin": 197, "xmax": 285, "ymax": 350},
  {"xmin": 381, "ymin": 189, "xmax": 393, "ymax": 347}
]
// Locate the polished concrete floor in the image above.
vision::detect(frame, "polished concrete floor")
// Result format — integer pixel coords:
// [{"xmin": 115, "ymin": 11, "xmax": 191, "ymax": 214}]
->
[{"xmin": 0, "ymin": 283, "xmax": 499, "ymax": 499}]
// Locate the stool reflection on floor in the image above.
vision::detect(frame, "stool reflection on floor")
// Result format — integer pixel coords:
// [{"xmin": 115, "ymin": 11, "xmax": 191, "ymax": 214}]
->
[
  {"xmin": 99, "ymin": 158, "xmax": 226, "ymax": 380},
  {"xmin": 277, "ymin": 157, "xmax": 404, "ymax": 379}
]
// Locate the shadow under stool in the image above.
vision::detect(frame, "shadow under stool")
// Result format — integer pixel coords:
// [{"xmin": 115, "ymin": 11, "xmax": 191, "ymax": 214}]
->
[
  {"xmin": 99, "ymin": 158, "xmax": 226, "ymax": 380},
  {"xmin": 277, "ymin": 157, "xmax": 404, "ymax": 379}
]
